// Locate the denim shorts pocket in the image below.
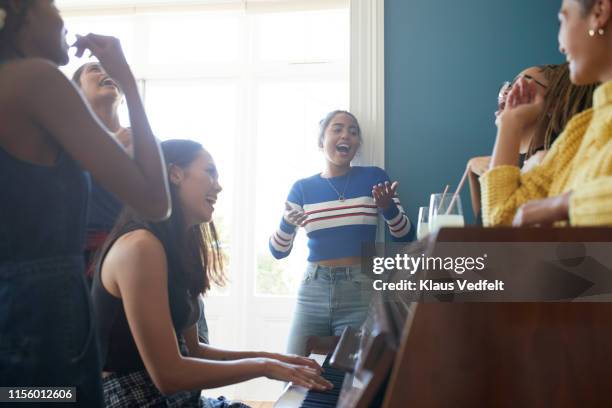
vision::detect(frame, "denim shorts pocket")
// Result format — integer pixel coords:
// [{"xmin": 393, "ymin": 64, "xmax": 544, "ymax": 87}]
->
[
  {"xmin": 301, "ymin": 268, "xmax": 314, "ymax": 285},
  {"xmin": 350, "ymin": 273, "xmax": 374, "ymax": 289}
]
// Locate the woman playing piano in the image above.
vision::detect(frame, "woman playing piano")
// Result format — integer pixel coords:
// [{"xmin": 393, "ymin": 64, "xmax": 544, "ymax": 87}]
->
[
  {"xmin": 93, "ymin": 140, "xmax": 332, "ymax": 407},
  {"xmin": 270, "ymin": 110, "xmax": 414, "ymax": 356},
  {"xmin": 72, "ymin": 62, "xmax": 213, "ymax": 344}
]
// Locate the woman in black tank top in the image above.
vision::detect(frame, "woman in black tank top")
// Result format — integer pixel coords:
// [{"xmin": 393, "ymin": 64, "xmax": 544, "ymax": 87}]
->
[
  {"xmin": 0, "ymin": 2, "xmax": 170, "ymax": 406},
  {"xmin": 93, "ymin": 140, "xmax": 332, "ymax": 407}
]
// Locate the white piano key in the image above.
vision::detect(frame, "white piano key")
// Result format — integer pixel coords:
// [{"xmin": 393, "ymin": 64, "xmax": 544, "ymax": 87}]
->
[{"xmin": 273, "ymin": 354, "xmax": 328, "ymax": 408}]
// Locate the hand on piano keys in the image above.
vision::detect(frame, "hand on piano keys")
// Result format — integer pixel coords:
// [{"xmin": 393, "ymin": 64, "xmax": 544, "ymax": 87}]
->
[
  {"xmin": 261, "ymin": 354, "xmax": 333, "ymax": 392},
  {"xmin": 266, "ymin": 353, "xmax": 327, "ymax": 373},
  {"xmin": 275, "ymin": 353, "xmax": 347, "ymax": 408}
]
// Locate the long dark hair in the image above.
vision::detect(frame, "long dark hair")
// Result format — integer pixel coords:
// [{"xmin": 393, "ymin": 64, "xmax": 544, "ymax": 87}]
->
[
  {"xmin": 98, "ymin": 139, "xmax": 225, "ymax": 297},
  {"xmin": 528, "ymin": 63, "xmax": 597, "ymax": 157}
]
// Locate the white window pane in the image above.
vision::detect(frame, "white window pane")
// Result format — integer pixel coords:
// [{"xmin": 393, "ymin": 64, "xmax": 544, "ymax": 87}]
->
[
  {"xmin": 62, "ymin": 16, "xmax": 136, "ymax": 73},
  {"xmin": 144, "ymin": 80, "xmax": 238, "ymax": 285},
  {"xmin": 254, "ymin": 80, "xmax": 349, "ymax": 296},
  {"xmin": 254, "ymin": 9, "xmax": 349, "ymax": 63},
  {"xmin": 147, "ymin": 12, "xmax": 242, "ymax": 65}
]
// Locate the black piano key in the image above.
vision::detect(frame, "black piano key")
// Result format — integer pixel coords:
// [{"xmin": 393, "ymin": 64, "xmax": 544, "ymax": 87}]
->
[
  {"xmin": 300, "ymin": 355, "xmax": 347, "ymax": 408},
  {"xmin": 306, "ymin": 394, "xmax": 339, "ymax": 400}
]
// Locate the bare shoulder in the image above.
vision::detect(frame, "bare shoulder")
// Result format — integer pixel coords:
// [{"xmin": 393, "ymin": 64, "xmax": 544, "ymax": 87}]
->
[
  {"xmin": 1, "ymin": 58, "xmax": 72, "ymax": 102},
  {"xmin": 104, "ymin": 229, "xmax": 168, "ymax": 286},
  {"xmin": 1, "ymin": 58, "xmax": 63, "ymax": 82}
]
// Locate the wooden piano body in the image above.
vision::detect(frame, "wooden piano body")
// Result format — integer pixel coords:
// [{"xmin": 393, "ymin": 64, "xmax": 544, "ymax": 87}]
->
[{"xmin": 276, "ymin": 227, "xmax": 612, "ymax": 408}]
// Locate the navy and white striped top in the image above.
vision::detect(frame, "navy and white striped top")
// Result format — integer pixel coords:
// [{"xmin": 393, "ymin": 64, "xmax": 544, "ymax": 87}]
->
[{"xmin": 269, "ymin": 166, "xmax": 413, "ymax": 262}]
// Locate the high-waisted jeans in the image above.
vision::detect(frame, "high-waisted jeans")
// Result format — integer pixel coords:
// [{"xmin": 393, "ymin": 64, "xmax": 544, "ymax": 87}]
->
[
  {"xmin": 286, "ymin": 263, "xmax": 374, "ymax": 356},
  {"xmin": 0, "ymin": 256, "xmax": 103, "ymax": 407}
]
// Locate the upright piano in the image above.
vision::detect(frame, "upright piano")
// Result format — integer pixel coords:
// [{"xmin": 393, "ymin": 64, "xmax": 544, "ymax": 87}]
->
[{"xmin": 275, "ymin": 227, "xmax": 612, "ymax": 407}]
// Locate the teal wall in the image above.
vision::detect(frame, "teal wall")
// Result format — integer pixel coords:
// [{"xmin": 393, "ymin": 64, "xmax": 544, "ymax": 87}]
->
[{"xmin": 385, "ymin": 0, "xmax": 563, "ymax": 226}]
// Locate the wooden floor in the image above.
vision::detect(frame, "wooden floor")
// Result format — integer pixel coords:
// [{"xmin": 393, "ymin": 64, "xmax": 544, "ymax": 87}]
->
[{"xmin": 244, "ymin": 402, "xmax": 274, "ymax": 408}]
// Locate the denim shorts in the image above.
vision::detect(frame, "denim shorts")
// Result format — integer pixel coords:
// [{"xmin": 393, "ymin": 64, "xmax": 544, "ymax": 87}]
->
[
  {"xmin": 286, "ymin": 263, "xmax": 374, "ymax": 356},
  {"xmin": 0, "ymin": 256, "xmax": 103, "ymax": 407}
]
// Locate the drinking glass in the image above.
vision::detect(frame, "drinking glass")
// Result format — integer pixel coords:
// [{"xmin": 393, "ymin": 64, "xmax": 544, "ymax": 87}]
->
[
  {"xmin": 429, "ymin": 193, "xmax": 465, "ymax": 233},
  {"xmin": 416, "ymin": 206, "xmax": 429, "ymax": 240}
]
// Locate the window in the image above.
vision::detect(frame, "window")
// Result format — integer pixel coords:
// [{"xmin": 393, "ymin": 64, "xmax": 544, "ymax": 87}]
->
[
  {"xmin": 61, "ymin": 3, "xmax": 349, "ymax": 297},
  {"xmin": 58, "ymin": 0, "xmax": 371, "ymax": 400}
]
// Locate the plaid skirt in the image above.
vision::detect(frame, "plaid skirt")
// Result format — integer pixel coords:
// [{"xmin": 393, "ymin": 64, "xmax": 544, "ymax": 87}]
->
[{"xmin": 102, "ymin": 369, "xmax": 251, "ymax": 408}]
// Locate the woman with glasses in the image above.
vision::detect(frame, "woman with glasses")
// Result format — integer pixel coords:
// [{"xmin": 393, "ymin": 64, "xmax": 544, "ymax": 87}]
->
[
  {"xmin": 467, "ymin": 63, "xmax": 596, "ymax": 222},
  {"xmin": 481, "ymin": 0, "xmax": 612, "ymax": 227}
]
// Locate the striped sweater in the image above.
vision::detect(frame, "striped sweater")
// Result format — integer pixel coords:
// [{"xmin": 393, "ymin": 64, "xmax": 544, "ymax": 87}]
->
[{"xmin": 269, "ymin": 166, "xmax": 413, "ymax": 262}]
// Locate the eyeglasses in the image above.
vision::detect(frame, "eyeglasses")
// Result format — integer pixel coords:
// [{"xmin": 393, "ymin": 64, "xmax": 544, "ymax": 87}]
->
[{"xmin": 497, "ymin": 74, "xmax": 548, "ymax": 109}]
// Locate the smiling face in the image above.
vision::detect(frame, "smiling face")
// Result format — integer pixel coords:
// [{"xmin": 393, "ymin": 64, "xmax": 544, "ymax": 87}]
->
[
  {"xmin": 76, "ymin": 62, "xmax": 122, "ymax": 106},
  {"xmin": 319, "ymin": 113, "xmax": 361, "ymax": 168},
  {"xmin": 170, "ymin": 149, "xmax": 222, "ymax": 227},
  {"xmin": 558, "ymin": 0, "xmax": 611, "ymax": 84}
]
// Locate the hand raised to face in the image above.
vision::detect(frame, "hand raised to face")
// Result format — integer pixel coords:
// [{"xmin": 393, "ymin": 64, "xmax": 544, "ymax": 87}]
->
[
  {"xmin": 73, "ymin": 34, "xmax": 133, "ymax": 89},
  {"xmin": 497, "ymin": 78, "xmax": 545, "ymax": 132}
]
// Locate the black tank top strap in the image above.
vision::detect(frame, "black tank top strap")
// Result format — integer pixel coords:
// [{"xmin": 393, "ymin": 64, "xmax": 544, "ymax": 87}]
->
[{"xmin": 91, "ymin": 222, "xmax": 201, "ymax": 372}]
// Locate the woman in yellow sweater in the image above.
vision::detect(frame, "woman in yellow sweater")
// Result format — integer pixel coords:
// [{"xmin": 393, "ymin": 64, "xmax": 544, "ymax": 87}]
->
[{"xmin": 481, "ymin": 0, "xmax": 612, "ymax": 227}]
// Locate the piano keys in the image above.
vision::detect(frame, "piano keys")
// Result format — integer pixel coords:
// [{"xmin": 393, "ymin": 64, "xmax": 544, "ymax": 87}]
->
[
  {"xmin": 275, "ymin": 292, "xmax": 412, "ymax": 408},
  {"xmin": 273, "ymin": 354, "xmax": 327, "ymax": 408},
  {"xmin": 298, "ymin": 353, "xmax": 346, "ymax": 408}
]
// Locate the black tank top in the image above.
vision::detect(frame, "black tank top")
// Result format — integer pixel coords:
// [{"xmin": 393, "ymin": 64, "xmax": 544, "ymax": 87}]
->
[
  {"xmin": 0, "ymin": 147, "xmax": 88, "ymax": 263},
  {"xmin": 91, "ymin": 224, "xmax": 200, "ymax": 373}
]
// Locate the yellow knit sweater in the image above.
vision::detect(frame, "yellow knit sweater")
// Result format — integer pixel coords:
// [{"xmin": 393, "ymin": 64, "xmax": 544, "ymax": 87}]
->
[{"xmin": 481, "ymin": 80, "xmax": 612, "ymax": 226}]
